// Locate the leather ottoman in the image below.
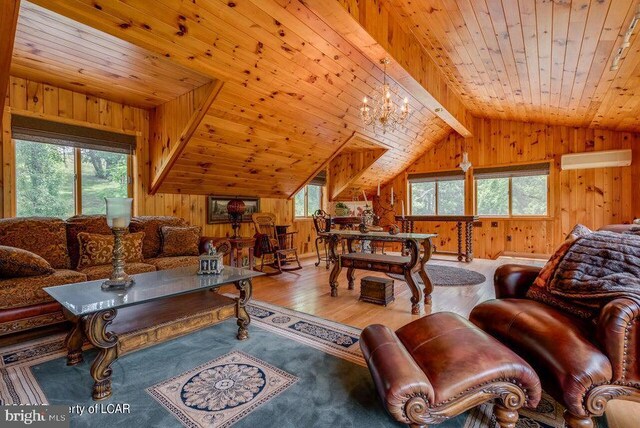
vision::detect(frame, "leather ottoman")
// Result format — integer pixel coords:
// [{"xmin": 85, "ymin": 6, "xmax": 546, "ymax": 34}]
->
[{"xmin": 360, "ymin": 312, "xmax": 541, "ymax": 427}]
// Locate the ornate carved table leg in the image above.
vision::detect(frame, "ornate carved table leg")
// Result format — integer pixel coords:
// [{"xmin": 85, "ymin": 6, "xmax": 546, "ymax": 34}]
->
[
  {"xmin": 457, "ymin": 221, "xmax": 463, "ymax": 262},
  {"xmin": 83, "ymin": 309, "xmax": 118, "ymax": 401},
  {"xmin": 465, "ymin": 220, "xmax": 473, "ymax": 262},
  {"xmin": 328, "ymin": 235, "xmax": 342, "ymax": 297},
  {"xmin": 417, "ymin": 238, "xmax": 434, "ymax": 306},
  {"xmin": 234, "ymin": 279, "xmax": 252, "ymax": 340},
  {"xmin": 403, "ymin": 239, "xmax": 424, "ymax": 314},
  {"xmin": 65, "ymin": 316, "xmax": 85, "ymax": 366},
  {"xmin": 347, "ymin": 267, "xmax": 356, "ymax": 290}
]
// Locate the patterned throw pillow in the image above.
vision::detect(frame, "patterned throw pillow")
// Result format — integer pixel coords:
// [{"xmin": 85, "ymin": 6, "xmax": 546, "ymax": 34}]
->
[
  {"xmin": 160, "ymin": 226, "xmax": 201, "ymax": 257},
  {"xmin": 77, "ymin": 232, "xmax": 145, "ymax": 269},
  {"xmin": 0, "ymin": 245, "xmax": 55, "ymax": 278}
]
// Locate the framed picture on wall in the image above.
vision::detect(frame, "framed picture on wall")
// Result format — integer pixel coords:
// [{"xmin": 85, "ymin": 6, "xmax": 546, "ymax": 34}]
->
[{"xmin": 206, "ymin": 196, "xmax": 260, "ymax": 224}]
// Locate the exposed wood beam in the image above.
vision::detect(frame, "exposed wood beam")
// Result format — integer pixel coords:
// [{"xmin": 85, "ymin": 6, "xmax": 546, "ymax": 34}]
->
[
  {"xmin": 0, "ymin": 0, "xmax": 20, "ymax": 122},
  {"xmin": 304, "ymin": 0, "xmax": 472, "ymax": 137},
  {"xmin": 149, "ymin": 80, "xmax": 224, "ymax": 195},
  {"xmin": 288, "ymin": 131, "xmax": 356, "ymax": 199}
]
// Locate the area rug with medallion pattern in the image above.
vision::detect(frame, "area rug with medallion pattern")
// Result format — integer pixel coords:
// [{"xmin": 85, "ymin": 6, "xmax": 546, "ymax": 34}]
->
[{"xmin": 0, "ymin": 300, "xmax": 607, "ymax": 428}]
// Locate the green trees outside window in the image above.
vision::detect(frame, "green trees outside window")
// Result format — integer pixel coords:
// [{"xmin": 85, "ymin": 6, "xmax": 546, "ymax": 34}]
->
[
  {"xmin": 410, "ymin": 178, "xmax": 464, "ymax": 216},
  {"xmin": 294, "ymin": 184, "xmax": 323, "ymax": 217},
  {"xmin": 475, "ymin": 174, "xmax": 548, "ymax": 217},
  {"xmin": 15, "ymin": 140, "xmax": 130, "ymax": 218}
]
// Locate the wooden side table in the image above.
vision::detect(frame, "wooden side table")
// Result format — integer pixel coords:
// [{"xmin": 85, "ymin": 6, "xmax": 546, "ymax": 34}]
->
[{"xmin": 229, "ymin": 237, "xmax": 256, "ymax": 269}]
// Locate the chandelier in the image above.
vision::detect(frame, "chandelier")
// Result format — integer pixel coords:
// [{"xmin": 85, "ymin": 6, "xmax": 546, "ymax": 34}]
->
[{"xmin": 360, "ymin": 58, "xmax": 411, "ymax": 134}]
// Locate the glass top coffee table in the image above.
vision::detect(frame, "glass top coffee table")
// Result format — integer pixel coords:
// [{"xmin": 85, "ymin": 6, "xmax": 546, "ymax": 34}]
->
[{"xmin": 46, "ymin": 266, "xmax": 263, "ymax": 400}]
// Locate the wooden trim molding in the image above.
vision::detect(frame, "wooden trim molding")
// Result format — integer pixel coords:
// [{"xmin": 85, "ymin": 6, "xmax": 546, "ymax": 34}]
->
[
  {"xmin": 0, "ymin": 0, "xmax": 20, "ymax": 128},
  {"xmin": 149, "ymin": 80, "xmax": 224, "ymax": 195}
]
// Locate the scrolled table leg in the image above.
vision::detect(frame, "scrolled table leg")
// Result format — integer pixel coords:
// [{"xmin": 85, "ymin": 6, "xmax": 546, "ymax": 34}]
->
[
  {"xmin": 83, "ymin": 309, "xmax": 118, "ymax": 401},
  {"xmin": 328, "ymin": 235, "xmax": 342, "ymax": 297},
  {"xmin": 65, "ymin": 313, "xmax": 85, "ymax": 366},
  {"xmin": 347, "ymin": 267, "xmax": 355, "ymax": 290},
  {"xmin": 235, "ymin": 279, "xmax": 252, "ymax": 340},
  {"xmin": 417, "ymin": 238, "xmax": 434, "ymax": 305}
]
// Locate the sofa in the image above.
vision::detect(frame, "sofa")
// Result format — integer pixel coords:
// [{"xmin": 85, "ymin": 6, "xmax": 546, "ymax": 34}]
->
[
  {"xmin": 0, "ymin": 215, "xmax": 229, "ymax": 337},
  {"xmin": 469, "ymin": 224, "xmax": 640, "ymax": 428}
]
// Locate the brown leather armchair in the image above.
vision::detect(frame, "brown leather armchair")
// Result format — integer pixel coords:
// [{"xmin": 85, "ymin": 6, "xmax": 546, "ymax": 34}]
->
[{"xmin": 470, "ymin": 264, "xmax": 640, "ymax": 428}]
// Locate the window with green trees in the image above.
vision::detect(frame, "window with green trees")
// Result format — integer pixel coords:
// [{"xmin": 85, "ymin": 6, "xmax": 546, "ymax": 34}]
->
[
  {"xmin": 409, "ymin": 171, "xmax": 465, "ymax": 216},
  {"xmin": 15, "ymin": 140, "xmax": 130, "ymax": 218},
  {"xmin": 294, "ymin": 184, "xmax": 322, "ymax": 218},
  {"xmin": 474, "ymin": 163, "xmax": 549, "ymax": 217}
]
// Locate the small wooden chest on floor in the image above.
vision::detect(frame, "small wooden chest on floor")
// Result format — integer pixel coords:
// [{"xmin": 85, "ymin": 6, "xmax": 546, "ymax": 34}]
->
[{"xmin": 360, "ymin": 276, "xmax": 394, "ymax": 306}]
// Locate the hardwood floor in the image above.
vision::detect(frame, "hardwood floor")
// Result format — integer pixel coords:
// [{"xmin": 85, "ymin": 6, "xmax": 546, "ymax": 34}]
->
[{"xmin": 219, "ymin": 254, "xmax": 639, "ymax": 428}]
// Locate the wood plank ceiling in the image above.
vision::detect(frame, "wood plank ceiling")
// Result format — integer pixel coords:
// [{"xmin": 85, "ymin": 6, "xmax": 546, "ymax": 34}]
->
[
  {"xmin": 12, "ymin": 2, "xmax": 211, "ymax": 108},
  {"xmin": 387, "ymin": 0, "xmax": 640, "ymax": 132},
  {"xmin": 19, "ymin": 0, "xmax": 452, "ymax": 199}
]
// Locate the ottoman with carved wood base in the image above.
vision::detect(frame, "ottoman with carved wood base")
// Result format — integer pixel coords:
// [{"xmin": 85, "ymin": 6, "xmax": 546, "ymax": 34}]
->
[{"xmin": 360, "ymin": 312, "xmax": 541, "ymax": 427}]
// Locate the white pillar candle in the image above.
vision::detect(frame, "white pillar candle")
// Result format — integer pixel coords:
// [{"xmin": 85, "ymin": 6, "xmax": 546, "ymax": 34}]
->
[
  {"xmin": 402, "ymin": 201, "xmax": 405, "ymax": 219},
  {"xmin": 362, "ymin": 190, "xmax": 368, "ymax": 204},
  {"xmin": 390, "ymin": 187, "xmax": 394, "ymax": 206},
  {"xmin": 112, "ymin": 216, "xmax": 128, "ymax": 228}
]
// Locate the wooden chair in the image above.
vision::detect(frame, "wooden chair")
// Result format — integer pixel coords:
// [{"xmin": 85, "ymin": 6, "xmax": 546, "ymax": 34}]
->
[
  {"xmin": 312, "ymin": 210, "xmax": 332, "ymax": 269},
  {"xmin": 252, "ymin": 212, "xmax": 302, "ymax": 274}
]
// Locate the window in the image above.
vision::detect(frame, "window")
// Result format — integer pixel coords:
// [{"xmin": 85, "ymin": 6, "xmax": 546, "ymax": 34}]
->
[
  {"xmin": 12, "ymin": 115, "xmax": 133, "ymax": 218},
  {"xmin": 294, "ymin": 184, "xmax": 323, "ymax": 218},
  {"xmin": 474, "ymin": 163, "xmax": 549, "ymax": 217},
  {"xmin": 409, "ymin": 171, "xmax": 465, "ymax": 216}
]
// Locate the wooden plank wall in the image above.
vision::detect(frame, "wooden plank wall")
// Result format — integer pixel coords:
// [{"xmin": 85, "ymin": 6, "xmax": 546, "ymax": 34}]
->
[
  {"xmin": 2, "ymin": 77, "xmax": 319, "ymax": 256},
  {"xmin": 380, "ymin": 117, "xmax": 640, "ymax": 259}
]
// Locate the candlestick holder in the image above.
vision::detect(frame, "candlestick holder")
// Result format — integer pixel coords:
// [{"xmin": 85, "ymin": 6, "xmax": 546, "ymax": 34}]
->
[{"xmin": 102, "ymin": 198, "xmax": 134, "ymax": 290}]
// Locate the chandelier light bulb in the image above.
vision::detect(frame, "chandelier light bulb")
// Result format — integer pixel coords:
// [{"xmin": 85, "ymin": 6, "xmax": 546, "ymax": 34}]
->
[{"xmin": 363, "ymin": 96, "xmax": 368, "ymax": 104}]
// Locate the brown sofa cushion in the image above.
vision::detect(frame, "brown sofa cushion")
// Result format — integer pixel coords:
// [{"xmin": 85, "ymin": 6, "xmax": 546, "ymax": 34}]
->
[
  {"xmin": 0, "ymin": 245, "xmax": 55, "ymax": 278},
  {"xmin": 77, "ymin": 262, "xmax": 156, "ymax": 281},
  {"xmin": 470, "ymin": 299, "xmax": 612, "ymax": 417},
  {"xmin": 76, "ymin": 232, "xmax": 145, "ymax": 269},
  {"xmin": 145, "ymin": 256, "xmax": 199, "ymax": 270},
  {"xmin": 66, "ymin": 215, "xmax": 111, "ymax": 269},
  {"xmin": 160, "ymin": 226, "xmax": 201, "ymax": 257},
  {"xmin": 0, "ymin": 269, "xmax": 87, "ymax": 310},
  {"xmin": 0, "ymin": 217, "xmax": 70, "ymax": 269},
  {"xmin": 129, "ymin": 216, "xmax": 187, "ymax": 259}
]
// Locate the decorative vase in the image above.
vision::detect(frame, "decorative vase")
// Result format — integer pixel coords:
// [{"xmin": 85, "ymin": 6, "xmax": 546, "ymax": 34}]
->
[{"xmin": 227, "ymin": 198, "xmax": 246, "ymax": 239}]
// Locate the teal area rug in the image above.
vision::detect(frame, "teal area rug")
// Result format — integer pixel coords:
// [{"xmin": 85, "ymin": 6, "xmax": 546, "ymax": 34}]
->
[{"xmin": 0, "ymin": 301, "xmax": 607, "ymax": 428}]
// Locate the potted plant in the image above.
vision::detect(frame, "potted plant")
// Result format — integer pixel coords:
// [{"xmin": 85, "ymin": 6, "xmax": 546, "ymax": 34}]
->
[{"xmin": 335, "ymin": 202, "xmax": 350, "ymax": 216}]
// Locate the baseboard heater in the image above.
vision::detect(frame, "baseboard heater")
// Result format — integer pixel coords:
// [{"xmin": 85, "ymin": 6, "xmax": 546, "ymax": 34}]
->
[{"xmin": 561, "ymin": 149, "xmax": 632, "ymax": 170}]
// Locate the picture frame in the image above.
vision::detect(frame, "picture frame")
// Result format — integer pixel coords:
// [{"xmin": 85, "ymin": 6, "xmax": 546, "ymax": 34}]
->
[{"xmin": 206, "ymin": 195, "xmax": 260, "ymax": 224}]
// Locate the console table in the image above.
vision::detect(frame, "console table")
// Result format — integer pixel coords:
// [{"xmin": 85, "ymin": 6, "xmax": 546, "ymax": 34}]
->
[
  {"xmin": 395, "ymin": 215, "xmax": 479, "ymax": 262},
  {"xmin": 324, "ymin": 230, "xmax": 437, "ymax": 314},
  {"xmin": 45, "ymin": 266, "xmax": 263, "ymax": 400}
]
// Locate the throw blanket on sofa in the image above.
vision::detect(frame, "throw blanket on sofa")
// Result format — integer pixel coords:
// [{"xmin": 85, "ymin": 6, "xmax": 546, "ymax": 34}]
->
[{"xmin": 528, "ymin": 229, "xmax": 640, "ymax": 319}]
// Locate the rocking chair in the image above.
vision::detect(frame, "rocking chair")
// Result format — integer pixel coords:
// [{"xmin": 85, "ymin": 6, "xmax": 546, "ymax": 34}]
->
[{"xmin": 252, "ymin": 212, "xmax": 302, "ymax": 275}]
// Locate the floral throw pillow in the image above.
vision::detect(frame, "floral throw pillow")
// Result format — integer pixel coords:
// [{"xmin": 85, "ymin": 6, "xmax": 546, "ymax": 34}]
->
[
  {"xmin": 77, "ymin": 232, "xmax": 145, "ymax": 269},
  {"xmin": 0, "ymin": 245, "xmax": 55, "ymax": 278},
  {"xmin": 160, "ymin": 226, "xmax": 201, "ymax": 257}
]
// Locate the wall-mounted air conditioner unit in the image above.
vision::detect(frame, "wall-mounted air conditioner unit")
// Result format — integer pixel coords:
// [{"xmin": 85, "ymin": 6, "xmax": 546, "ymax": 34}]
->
[{"xmin": 560, "ymin": 149, "xmax": 632, "ymax": 170}]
